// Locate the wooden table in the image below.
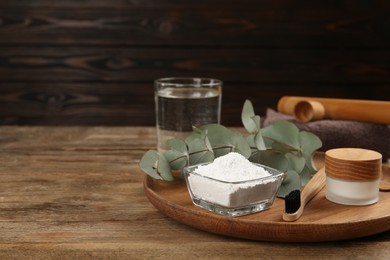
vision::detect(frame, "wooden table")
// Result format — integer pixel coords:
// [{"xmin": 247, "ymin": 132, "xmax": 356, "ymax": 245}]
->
[{"xmin": 0, "ymin": 126, "xmax": 388, "ymax": 259}]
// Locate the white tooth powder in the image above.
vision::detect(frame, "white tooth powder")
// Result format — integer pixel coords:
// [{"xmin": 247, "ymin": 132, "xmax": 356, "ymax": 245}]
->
[
  {"xmin": 186, "ymin": 152, "xmax": 281, "ymax": 209},
  {"xmin": 195, "ymin": 152, "xmax": 271, "ymax": 182}
]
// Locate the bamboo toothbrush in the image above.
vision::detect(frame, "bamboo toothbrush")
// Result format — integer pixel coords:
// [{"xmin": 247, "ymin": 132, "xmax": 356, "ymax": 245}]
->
[{"xmin": 282, "ymin": 167, "xmax": 326, "ymax": 222}]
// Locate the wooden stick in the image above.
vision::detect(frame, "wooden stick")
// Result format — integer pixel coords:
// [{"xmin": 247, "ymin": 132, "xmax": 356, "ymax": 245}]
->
[{"xmin": 277, "ymin": 96, "xmax": 390, "ymax": 124}]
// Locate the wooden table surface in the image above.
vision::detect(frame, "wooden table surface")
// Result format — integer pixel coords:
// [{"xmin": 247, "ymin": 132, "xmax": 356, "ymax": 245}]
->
[{"xmin": 0, "ymin": 126, "xmax": 389, "ymax": 259}]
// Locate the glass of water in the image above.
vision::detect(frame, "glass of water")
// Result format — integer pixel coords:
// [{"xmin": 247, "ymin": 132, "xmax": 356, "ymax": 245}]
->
[{"xmin": 155, "ymin": 77, "xmax": 222, "ymax": 151}]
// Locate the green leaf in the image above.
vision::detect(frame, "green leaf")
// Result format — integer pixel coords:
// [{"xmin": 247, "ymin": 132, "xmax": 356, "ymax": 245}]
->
[
  {"xmin": 254, "ymin": 132, "xmax": 266, "ymax": 150},
  {"xmin": 252, "ymin": 115, "xmax": 261, "ymax": 130},
  {"xmin": 185, "ymin": 127, "xmax": 204, "ymax": 143},
  {"xmin": 246, "ymin": 134, "xmax": 255, "ymax": 147},
  {"xmin": 299, "ymin": 164, "xmax": 314, "ymax": 186},
  {"xmin": 164, "ymin": 139, "xmax": 189, "ymax": 170},
  {"xmin": 261, "ymin": 120, "xmax": 300, "ymax": 150},
  {"xmin": 285, "ymin": 153, "xmax": 306, "ymax": 174},
  {"xmin": 198, "ymin": 124, "xmax": 251, "ymax": 158},
  {"xmin": 299, "ymin": 131, "xmax": 322, "ymax": 172},
  {"xmin": 241, "ymin": 99, "xmax": 259, "ymax": 134},
  {"xmin": 271, "ymin": 142, "xmax": 290, "ymax": 154},
  {"xmin": 277, "ymin": 170, "xmax": 301, "ymax": 198},
  {"xmin": 139, "ymin": 150, "xmax": 173, "ymax": 181},
  {"xmin": 249, "ymin": 150, "xmax": 289, "ymax": 173},
  {"xmin": 246, "ymin": 135, "xmax": 258, "ymax": 154},
  {"xmin": 185, "ymin": 131, "xmax": 214, "ymax": 165},
  {"xmin": 167, "ymin": 138, "xmax": 187, "ymax": 152},
  {"xmin": 229, "ymin": 131, "xmax": 252, "ymax": 157}
]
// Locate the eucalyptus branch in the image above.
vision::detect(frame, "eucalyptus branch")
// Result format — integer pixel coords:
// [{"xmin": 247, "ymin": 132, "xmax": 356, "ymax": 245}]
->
[
  {"xmin": 169, "ymin": 145, "xmax": 238, "ymax": 164},
  {"xmin": 139, "ymin": 99, "xmax": 322, "ymax": 198},
  {"xmin": 261, "ymin": 135, "xmax": 301, "ymax": 152}
]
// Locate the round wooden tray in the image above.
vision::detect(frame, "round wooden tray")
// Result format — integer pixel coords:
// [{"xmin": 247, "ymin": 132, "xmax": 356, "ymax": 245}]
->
[{"xmin": 143, "ymin": 155, "xmax": 390, "ymax": 242}]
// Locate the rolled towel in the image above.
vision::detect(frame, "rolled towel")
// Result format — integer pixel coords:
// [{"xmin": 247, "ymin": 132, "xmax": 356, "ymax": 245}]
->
[{"xmin": 262, "ymin": 108, "xmax": 390, "ymax": 161}]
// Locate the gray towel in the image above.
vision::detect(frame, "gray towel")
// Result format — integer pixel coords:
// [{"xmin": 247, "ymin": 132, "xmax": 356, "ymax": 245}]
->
[{"xmin": 262, "ymin": 109, "xmax": 390, "ymax": 161}]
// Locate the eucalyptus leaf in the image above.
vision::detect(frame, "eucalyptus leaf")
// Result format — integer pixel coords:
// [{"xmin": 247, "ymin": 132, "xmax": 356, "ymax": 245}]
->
[
  {"xmin": 139, "ymin": 150, "xmax": 162, "ymax": 180},
  {"xmin": 186, "ymin": 131, "xmax": 214, "ymax": 165},
  {"xmin": 156, "ymin": 153, "xmax": 173, "ymax": 181},
  {"xmin": 254, "ymin": 132, "xmax": 266, "ymax": 150},
  {"xmin": 271, "ymin": 142, "xmax": 290, "ymax": 154},
  {"xmin": 285, "ymin": 153, "xmax": 306, "ymax": 174},
  {"xmin": 261, "ymin": 120, "xmax": 300, "ymax": 150},
  {"xmin": 263, "ymin": 136, "xmax": 274, "ymax": 148},
  {"xmin": 299, "ymin": 131, "xmax": 322, "ymax": 172},
  {"xmin": 199, "ymin": 124, "xmax": 251, "ymax": 158},
  {"xmin": 252, "ymin": 115, "xmax": 261, "ymax": 131},
  {"xmin": 229, "ymin": 130, "xmax": 252, "ymax": 157},
  {"xmin": 185, "ymin": 126, "xmax": 206, "ymax": 143},
  {"xmin": 164, "ymin": 139, "xmax": 189, "ymax": 170},
  {"xmin": 299, "ymin": 164, "xmax": 314, "ymax": 186},
  {"xmin": 139, "ymin": 150, "xmax": 173, "ymax": 181},
  {"xmin": 249, "ymin": 150, "xmax": 289, "ymax": 173},
  {"xmin": 167, "ymin": 138, "xmax": 188, "ymax": 153},
  {"xmin": 241, "ymin": 99, "xmax": 259, "ymax": 134},
  {"xmin": 165, "ymin": 150, "xmax": 188, "ymax": 170},
  {"xmin": 246, "ymin": 135, "xmax": 259, "ymax": 154},
  {"xmin": 246, "ymin": 134, "xmax": 255, "ymax": 148},
  {"xmin": 277, "ymin": 170, "xmax": 301, "ymax": 198}
]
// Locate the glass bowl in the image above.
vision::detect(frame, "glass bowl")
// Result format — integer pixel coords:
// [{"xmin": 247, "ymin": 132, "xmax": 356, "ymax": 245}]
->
[{"xmin": 183, "ymin": 162, "xmax": 284, "ymax": 217}]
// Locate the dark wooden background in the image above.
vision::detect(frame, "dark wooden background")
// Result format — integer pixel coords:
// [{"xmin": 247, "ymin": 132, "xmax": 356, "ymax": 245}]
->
[{"xmin": 0, "ymin": 0, "xmax": 389, "ymax": 126}]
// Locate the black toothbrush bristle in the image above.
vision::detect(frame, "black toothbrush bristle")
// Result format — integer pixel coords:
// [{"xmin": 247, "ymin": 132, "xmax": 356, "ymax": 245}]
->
[{"xmin": 285, "ymin": 189, "xmax": 301, "ymax": 214}]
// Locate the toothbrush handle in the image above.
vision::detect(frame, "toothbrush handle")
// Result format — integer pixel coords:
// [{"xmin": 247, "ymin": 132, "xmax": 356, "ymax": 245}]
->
[{"xmin": 301, "ymin": 167, "xmax": 326, "ymax": 207}]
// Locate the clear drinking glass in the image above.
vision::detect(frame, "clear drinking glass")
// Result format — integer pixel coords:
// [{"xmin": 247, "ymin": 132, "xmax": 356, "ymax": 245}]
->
[{"xmin": 155, "ymin": 77, "xmax": 222, "ymax": 151}]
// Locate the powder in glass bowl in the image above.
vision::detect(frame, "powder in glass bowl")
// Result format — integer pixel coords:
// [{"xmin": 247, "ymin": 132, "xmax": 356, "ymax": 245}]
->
[
  {"xmin": 194, "ymin": 152, "xmax": 271, "ymax": 182},
  {"xmin": 183, "ymin": 152, "xmax": 284, "ymax": 217}
]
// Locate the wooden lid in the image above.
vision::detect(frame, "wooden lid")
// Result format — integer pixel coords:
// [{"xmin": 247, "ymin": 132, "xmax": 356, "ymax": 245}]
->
[{"xmin": 325, "ymin": 148, "xmax": 382, "ymax": 181}]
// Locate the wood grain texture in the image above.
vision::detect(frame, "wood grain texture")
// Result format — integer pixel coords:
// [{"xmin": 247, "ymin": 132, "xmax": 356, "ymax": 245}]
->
[
  {"xmin": 2, "ymin": 81, "xmax": 387, "ymax": 126},
  {"xmin": 144, "ymin": 158, "xmax": 390, "ymax": 242},
  {"xmin": 278, "ymin": 96, "xmax": 390, "ymax": 125},
  {"xmin": 1, "ymin": 1, "xmax": 389, "ymax": 47},
  {"xmin": 0, "ymin": 126, "xmax": 389, "ymax": 259},
  {"xmin": 325, "ymin": 148, "xmax": 382, "ymax": 181},
  {"xmin": 0, "ymin": 1, "xmax": 390, "ymax": 126}
]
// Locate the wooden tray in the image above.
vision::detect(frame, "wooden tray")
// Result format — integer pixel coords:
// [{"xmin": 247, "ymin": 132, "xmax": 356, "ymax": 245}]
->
[{"xmin": 143, "ymin": 155, "xmax": 390, "ymax": 242}]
